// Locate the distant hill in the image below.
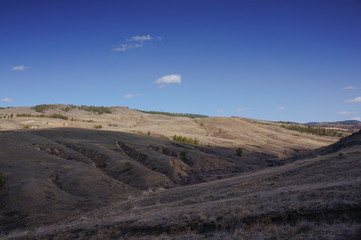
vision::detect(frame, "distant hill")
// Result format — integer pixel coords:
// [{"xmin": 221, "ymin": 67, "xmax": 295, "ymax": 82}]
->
[{"xmin": 305, "ymin": 120, "xmax": 361, "ymax": 132}]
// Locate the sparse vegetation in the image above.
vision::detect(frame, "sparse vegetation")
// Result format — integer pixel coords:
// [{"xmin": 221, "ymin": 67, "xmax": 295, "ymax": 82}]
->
[
  {"xmin": 0, "ymin": 172, "xmax": 5, "ymax": 188},
  {"xmin": 94, "ymin": 124, "xmax": 103, "ymax": 129},
  {"xmin": 48, "ymin": 113, "xmax": 68, "ymax": 120},
  {"xmin": 179, "ymin": 150, "xmax": 187, "ymax": 161},
  {"xmin": 137, "ymin": 110, "xmax": 208, "ymax": 118},
  {"xmin": 23, "ymin": 125, "xmax": 30, "ymax": 129},
  {"xmin": 16, "ymin": 113, "xmax": 68, "ymax": 120},
  {"xmin": 173, "ymin": 135, "xmax": 199, "ymax": 144},
  {"xmin": 123, "ymin": 162, "xmax": 134, "ymax": 175},
  {"xmin": 82, "ymin": 119, "xmax": 94, "ymax": 122},
  {"xmin": 108, "ymin": 123, "xmax": 118, "ymax": 127},
  {"xmin": 61, "ymin": 105, "xmax": 77, "ymax": 112},
  {"xmin": 32, "ymin": 104, "xmax": 57, "ymax": 113},
  {"xmin": 236, "ymin": 147, "xmax": 243, "ymax": 157},
  {"xmin": 78, "ymin": 105, "xmax": 111, "ymax": 115},
  {"xmin": 280, "ymin": 124, "xmax": 344, "ymax": 137}
]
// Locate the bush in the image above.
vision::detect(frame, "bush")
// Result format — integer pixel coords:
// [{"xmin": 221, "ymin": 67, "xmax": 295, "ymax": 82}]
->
[
  {"xmin": 0, "ymin": 172, "xmax": 4, "ymax": 188},
  {"xmin": 180, "ymin": 150, "xmax": 187, "ymax": 161},
  {"xmin": 123, "ymin": 162, "xmax": 134, "ymax": 175},
  {"xmin": 23, "ymin": 125, "xmax": 30, "ymax": 129},
  {"xmin": 236, "ymin": 148, "xmax": 243, "ymax": 157},
  {"xmin": 94, "ymin": 124, "xmax": 103, "ymax": 129}
]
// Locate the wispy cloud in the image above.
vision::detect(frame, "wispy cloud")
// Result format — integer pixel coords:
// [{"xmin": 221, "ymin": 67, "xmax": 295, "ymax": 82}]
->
[
  {"xmin": 0, "ymin": 98, "xmax": 15, "ymax": 102},
  {"xmin": 350, "ymin": 117, "xmax": 361, "ymax": 121},
  {"xmin": 345, "ymin": 96, "xmax": 361, "ymax": 103},
  {"xmin": 123, "ymin": 94, "xmax": 141, "ymax": 99},
  {"xmin": 343, "ymin": 86, "xmax": 359, "ymax": 90},
  {"xmin": 278, "ymin": 106, "xmax": 285, "ymax": 110},
  {"xmin": 337, "ymin": 111, "xmax": 357, "ymax": 115},
  {"xmin": 11, "ymin": 65, "xmax": 25, "ymax": 71},
  {"xmin": 127, "ymin": 35, "xmax": 152, "ymax": 41},
  {"xmin": 216, "ymin": 109, "xmax": 224, "ymax": 113},
  {"xmin": 155, "ymin": 74, "xmax": 182, "ymax": 85},
  {"xmin": 112, "ymin": 44, "xmax": 130, "ymax": 52},
  {"xmin": 113, "ymin": 35, "xmax": 160, "ymax": 52},
  {"xmin": 237, "ymin": 107, "xmax": 251, "ymax": 112}
]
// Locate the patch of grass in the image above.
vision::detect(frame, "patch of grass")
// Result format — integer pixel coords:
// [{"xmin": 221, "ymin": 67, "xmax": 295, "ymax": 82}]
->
[
  {"xmin": 32, "ymin": 104, "xmax": 57, "ymax": 113},
  {"xmin": 23, "ymin": 125, "xmax": 30, "ymax": 129},
  {"xmin": 78, "ymin": 105, "xmax": 111, "ymax": 115},
  {"xmin": 94, "ymin": 124, "xmax": 103, "ymax": 129},
  {"xmin": 108, "ymin": 123, "xmax": 118, "ymax": 127},
  {"xmin": 137, "ymin": 110, "xmax": 208, "ymax": 118}
]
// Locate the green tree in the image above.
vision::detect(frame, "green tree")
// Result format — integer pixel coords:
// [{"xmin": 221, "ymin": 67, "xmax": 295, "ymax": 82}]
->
[{"xmin": 236, "ymin": 148, "xmax": 243, "ymax": 157}]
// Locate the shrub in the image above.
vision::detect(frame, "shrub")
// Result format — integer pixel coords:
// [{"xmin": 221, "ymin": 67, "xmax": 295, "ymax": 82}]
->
[
  {"xmin": 180, "ymin": 150, "xmax": 187, "ymax": 161},
  {"xmin": 0, "ymin": 172, "xmax": 5, "ymax": 188},
  {"xmin": 23, "ymin": 125, "xmax": 30, "ymax": 129},
  {"xmin": 123, "ymin": 162, "xmax": 134, "ymax": 175},
  {"xmin": 236, "ymin": 148, "xmax": 243, "ymax": 157},
  {"xmin": 94, "ymin": 124, "xmax": 103, "ymax": 129}
]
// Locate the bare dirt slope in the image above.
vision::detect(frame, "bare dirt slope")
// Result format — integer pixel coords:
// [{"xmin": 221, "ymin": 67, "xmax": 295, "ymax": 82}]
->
[{"xmin": 2, "ymin": 130, "xmax": 360, "ymax": 240}]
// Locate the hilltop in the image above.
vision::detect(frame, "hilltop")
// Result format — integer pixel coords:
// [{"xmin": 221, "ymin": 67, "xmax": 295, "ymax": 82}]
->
[{"xmin": 0, "ymin": 104, "xmax": 338, "ymax": 158}]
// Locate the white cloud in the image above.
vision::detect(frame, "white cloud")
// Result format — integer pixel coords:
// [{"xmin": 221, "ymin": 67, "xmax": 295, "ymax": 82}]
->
[
  {"xmin": 343, "ymin": 86, "xmax": 359, "ymax": 90},
  {"xmin": 155, "ymin": 74, "xmax": 181, "ymax": 85},
  {"xmin": 216, "ymin": 109, "xmax": 224, "ymax": 113},
  {"xmin": 123, "ymin": 94, "xmax": 141, "ymax": 99},
  {"xmin": 345, "ymin": 96, "xmax": 361, "ymax": 103},
  {"xmin": 278, "ymin": 106, "xmax": 285, "ymax": 110},
  {"xmin": 0, "ymin": 98, "xmax": 15, "ymax": 102},
  {"xmin": 11, "ymin": 65, "xmax": 25, "ymax": 71},
  {"xmin": 158, "ymin": 84, "xmax": 166, "ymax": 88},
  {"xmin": 337, "ymin": 111, "xmax": 357, "ymax": 115},
  {"xmin": 127, "ymin": 35, "xmax": 152, "ymax": 41},
  {"xmin": 350, "ymin": 117, "xmax": 361, "ymax": 121}
]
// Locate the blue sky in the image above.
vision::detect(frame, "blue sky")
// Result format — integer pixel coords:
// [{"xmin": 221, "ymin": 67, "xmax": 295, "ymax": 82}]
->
[{"xmin": 0, "ymin": 0, "xmax": 360, "ymax": 123}]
